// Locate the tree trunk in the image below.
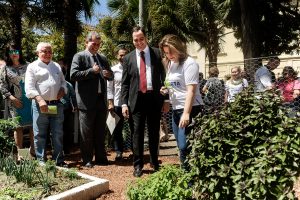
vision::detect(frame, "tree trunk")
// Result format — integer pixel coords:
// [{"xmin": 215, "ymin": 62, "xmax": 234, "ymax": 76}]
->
[
  {"xmin": 11, "ymin": 4, "xmax": 23, "ymax": 50},
  {"xmin": 239, "ymin": 0, "xmax": 261, "ymax": 83},
  {"xmin": 206, "ymin": 19, "xmax": 219, "ymax": 67},
  {"xmin": 63, "ymin": 0, "xmax": 79, "ymax": 82}
]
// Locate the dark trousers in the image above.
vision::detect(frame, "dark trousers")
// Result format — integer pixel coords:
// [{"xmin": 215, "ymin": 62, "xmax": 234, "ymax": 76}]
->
[
  {"xmin": 63, "ymin": 108, "xmax": 74, "ymax": 153},
  {"xmin": 132, "ymin": 92, "xmax": 161, "ymax": 169},
  {"xmin": 112, "ymin": 106, "xmax": 124, "ymax": 153},
  {"xmin": 78, "ymin": 95, "xmax": 107, "ymax": 164}
]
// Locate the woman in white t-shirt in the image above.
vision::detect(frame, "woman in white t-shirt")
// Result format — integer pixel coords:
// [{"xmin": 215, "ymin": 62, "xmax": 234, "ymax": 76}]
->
[
  {"xmin": 225, "ymin": 66, "xmax": 248, "ymax": 102},
  {"xmin": 159, "ymin": 34, "xmax": 203, "ymax": 170}
]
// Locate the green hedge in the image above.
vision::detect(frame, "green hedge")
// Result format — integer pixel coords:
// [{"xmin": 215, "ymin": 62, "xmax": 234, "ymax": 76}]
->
[
  {"xmin": 0, "ymin": 118, "xmax": 18, "ymax": 156},
  {"xmin": 188, "ymin": 88, "xmax": 300, "ymax": 199},
  {"xmin": 126, "ymin": 165, "xmax": 193, "ymax": 200}
]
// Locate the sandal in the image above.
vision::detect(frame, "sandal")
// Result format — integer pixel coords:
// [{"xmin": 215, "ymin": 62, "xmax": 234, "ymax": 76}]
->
[
  {"xmin": 17, "ymin": 154, "xmax": 24, "ymax": 162},
  {"xmin": 29, "ymin": 147, "xmax": 36, "ymax": 158}
]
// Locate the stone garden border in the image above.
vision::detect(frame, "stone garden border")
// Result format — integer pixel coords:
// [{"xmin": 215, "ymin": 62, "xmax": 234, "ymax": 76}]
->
[{"xmin": 45, "ymin": 169, "xmax": 109, "ymax": 200}]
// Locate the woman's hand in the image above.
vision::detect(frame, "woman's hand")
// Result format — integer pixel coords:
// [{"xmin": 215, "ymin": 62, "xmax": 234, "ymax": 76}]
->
[
  {"xmin": 179, "ymin": 113, "xmax": 190, "ymax": 128},
  {"xmin": 160, "ymin": 86, "xmax": 168, "ymax": 95},
  {"xmin": 10, "ymin": 95, "xmax": 23, "ymax": 109}
]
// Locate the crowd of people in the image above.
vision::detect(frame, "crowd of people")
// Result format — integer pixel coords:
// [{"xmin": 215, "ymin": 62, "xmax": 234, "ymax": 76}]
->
[{"xmin": 0, "ymin": 27, "xmax": 298, "ymax": 177}]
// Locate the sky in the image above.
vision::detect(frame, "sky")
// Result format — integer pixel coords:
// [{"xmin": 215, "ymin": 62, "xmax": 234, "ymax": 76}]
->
[{"xmin": 83, "ymin": 0, "xmax": 111, "ymax": 25}]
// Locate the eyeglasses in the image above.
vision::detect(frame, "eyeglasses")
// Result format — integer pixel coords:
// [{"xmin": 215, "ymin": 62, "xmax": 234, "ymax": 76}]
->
[
  {"xmin": 9, "ymin": 50, "xmax": 20, "ymax": 55},
  {"xmin": 39, "ymin": 50, "xmax": 52, "ymax": 54}
]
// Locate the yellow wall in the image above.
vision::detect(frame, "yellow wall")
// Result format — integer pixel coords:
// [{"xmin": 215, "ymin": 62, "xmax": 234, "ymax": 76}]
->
[{"xmin": 187, "ymin": 29, "xmax": 300, "ymax": 80}]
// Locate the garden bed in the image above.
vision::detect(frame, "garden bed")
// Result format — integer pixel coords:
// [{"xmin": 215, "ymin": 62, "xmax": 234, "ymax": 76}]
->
[{"xmin": 0, "ymin": 160, "xmax": 109, "ymax": 200}]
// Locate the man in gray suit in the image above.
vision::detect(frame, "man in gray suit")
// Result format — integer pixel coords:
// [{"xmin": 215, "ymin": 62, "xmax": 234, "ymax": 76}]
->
[{"xmin": 70, "ymin": 31, "xmax": 113, "ymax": 168}]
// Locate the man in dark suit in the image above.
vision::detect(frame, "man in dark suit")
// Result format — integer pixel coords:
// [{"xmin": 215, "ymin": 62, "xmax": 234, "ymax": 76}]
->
[
  {"xmin": 121, "ymin": 26, "xmax": 167, "ymax": 177},
  {"xmin": 70, "ymin": 31, "xmax": 113, "ymax": 168}
]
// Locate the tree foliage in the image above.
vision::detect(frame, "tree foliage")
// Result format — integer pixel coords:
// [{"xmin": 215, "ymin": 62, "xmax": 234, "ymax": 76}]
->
[
  {"xmin": 218, "ymin": 0, "xmax": 300, "ymax": 58},
  {"xmin": 0, "ymin": 0, "xmax": 43, "ymax": 59}
]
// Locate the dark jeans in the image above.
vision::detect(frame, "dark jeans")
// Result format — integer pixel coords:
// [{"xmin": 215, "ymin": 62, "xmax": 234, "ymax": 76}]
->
[{"xmin": 63, "ymin": 108, "xmax": 74, "ymax": 153}]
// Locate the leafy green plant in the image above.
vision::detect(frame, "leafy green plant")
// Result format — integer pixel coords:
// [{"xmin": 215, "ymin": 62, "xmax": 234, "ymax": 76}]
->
[
  {"xmin": 188, "ymin": 87, "xmax": 300, "ymax": 199},
  {"xmin": 0, "ymin": 156, "xmax": 84, "ymax": 196},
  {"xmin": 0, "ymin": 118, "xmax": 19, "ymax": 156},
  {"xmin": 62, "ymin": 168, "xmax": 80, "ymax": 180},
  {"xmin": 35, "ymin": 160, "xmax": 58, "ymax": 194},
  {"xmin": 126, "ymin": 165, "xmax": 193, "ymax": 200},
  {"xmin": 0, "ymin": 187, "xmax": 40, "ymax": 200},
  {"xmin": 0, "ymin": 155, "xmax": 38, "ymax": 186}
]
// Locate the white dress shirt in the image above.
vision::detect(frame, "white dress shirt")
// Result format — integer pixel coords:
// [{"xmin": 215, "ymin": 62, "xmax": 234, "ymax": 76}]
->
[
  {"xmin": 135, "ymin": 46, "xmax": 153, "ymax": 91},
  {"xmin": 25, "ymin": 58, "xmax": 67, "ymax": 101},
  {"xmin": 255, "ymin": 65, "xmax": 273, "ymax": 92},
  {"xmin": 107, "ymin": 63, "xmax": 123, "ymax": 106}
]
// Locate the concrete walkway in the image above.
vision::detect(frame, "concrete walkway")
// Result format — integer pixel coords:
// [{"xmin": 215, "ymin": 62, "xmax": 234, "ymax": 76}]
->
[{"xmin": 159, "ymin": 134, "xmax": 178, "ymax": 156}]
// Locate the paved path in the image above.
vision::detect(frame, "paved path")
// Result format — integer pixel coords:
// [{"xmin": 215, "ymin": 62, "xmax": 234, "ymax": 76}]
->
[{"xmin": 159, "ymin": 134, "xmax": 178, "ymax": 156}]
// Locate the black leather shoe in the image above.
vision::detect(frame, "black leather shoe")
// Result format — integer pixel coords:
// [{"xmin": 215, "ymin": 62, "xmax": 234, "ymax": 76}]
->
[
  {"xmin": 57, "ymin": 161, "xmax": 68, "ymax": 168},
  {"xmin": 133, "ymin": 168, "xmax": 143, "ymax": 177},
  {"xmin": 95, "ymin": 160, "xmax": 109, "ymax": 166},
  {"xmin": 153, "ymin": 165, "xmax": 160, "ymax": 172},
  {"xmin": 115, "ymin": 152, "xmax": 123, "ymax": 161},
  {"xmin": 84, "ymin": 162, "xmax": 94, "ymax": 168}
]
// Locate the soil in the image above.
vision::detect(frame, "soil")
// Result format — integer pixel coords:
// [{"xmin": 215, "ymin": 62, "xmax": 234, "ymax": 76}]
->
[{"xmin": 64, "ymin": 148, "xmax": 180, "ymax": 200}]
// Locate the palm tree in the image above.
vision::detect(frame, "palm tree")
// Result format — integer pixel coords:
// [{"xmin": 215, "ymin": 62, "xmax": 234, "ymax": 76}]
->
[
  {"xmin": 105, "ymin": 0, "xmax": 226, "ymax": 66},
  {"xmin": 150, "ymin": 0, "xmax": 225, "ymax": 65},
  {"xmin": 218, "ymin": 0, "xmax": 300, "ymax": 81},
  {"xmin": 0, "ymin": 0, "xmax": 41, "ymax": 52},
  {"xmin": 182, "ymin": 0, "xmax": 224, "ymax": 66},
  {"xmin": 40, "ymin": 0, "xmax": 100, "ymax": 81},
  {"xmin": 106, "ymin": 0, "xmax": 139, "ymax": 45}
]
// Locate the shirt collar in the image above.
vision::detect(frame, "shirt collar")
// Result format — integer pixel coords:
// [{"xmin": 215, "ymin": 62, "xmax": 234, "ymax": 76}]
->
[
  {"xmin": 118, "ymin": 63, "xmax": 123, "ymax": 69},
  {"xmin": 85, "ymin": 50, "xmax": 97, "ymax": 57},
  {"xmin": 37, "ymin": 58, "xmax": 52, "ymax": 66},
  {"xmin": 136, "ymin": 45, "xmax": 149, "ymax": 56}
]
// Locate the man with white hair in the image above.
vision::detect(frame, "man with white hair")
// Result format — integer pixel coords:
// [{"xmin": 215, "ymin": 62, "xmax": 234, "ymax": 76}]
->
[{"xmin": 25, "ymin": 42, "xmax": 68, "ymax": 167}]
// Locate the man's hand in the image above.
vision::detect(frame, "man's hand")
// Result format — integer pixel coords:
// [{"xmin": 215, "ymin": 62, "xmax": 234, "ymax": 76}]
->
[
  {"xmin": 10, "ymin": 95, "xmax": 23, "ymax": 109},
  {"xmin": 122, "ymin": 106, "xmax": 129, "ymax": 119},
  {"xmin": 57, "ymin": 87, "xmax": 65, "ymax": 99},
  {"xmin": 36, "ymin": 98, "xmax": 48, "ymax": 113},
  {"xmin": 93, "ymin": 63, "xmax": 101, "ymax": 74},
  {"xmin": 108, "ymin": 100, "xmax": 114, "ymax": 112},
  {"xmin": 102, "ymin": 70, "xmax": 113, "ymax": 78}
]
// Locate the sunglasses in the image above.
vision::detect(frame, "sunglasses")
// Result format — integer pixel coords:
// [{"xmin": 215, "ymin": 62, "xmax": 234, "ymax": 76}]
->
[{"xmin": 9, "ymin": 50, "xmax": 20, "ymax": 55}]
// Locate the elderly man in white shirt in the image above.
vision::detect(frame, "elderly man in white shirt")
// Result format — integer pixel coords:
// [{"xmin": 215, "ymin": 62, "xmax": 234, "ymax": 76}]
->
[{"xmin": 25, "ymin": 42, "xmax": 68, "ymax": 167}]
